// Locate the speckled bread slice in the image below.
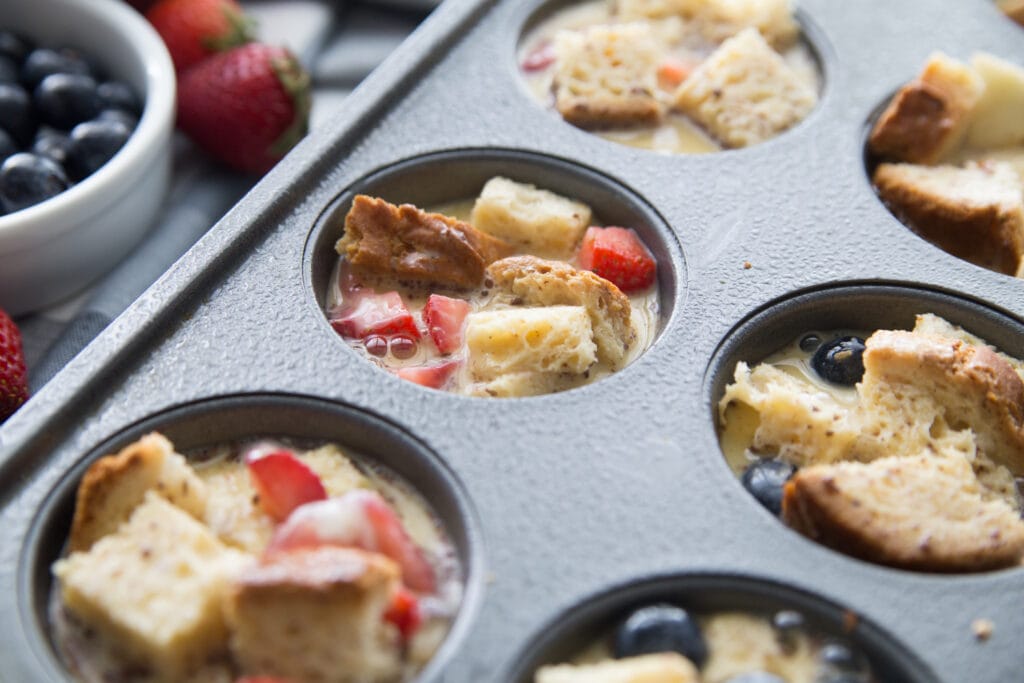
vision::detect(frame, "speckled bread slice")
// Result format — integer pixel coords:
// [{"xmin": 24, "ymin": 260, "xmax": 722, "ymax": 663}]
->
[
  {"xmin": 54, "ymin": 492, "xmax": 252, "ymax": 681},
  {"xmin": 674, "ymin": 28, "xmax": 816, "ymax": 148},
  {"xmin": 471, "ymin": 177, "xmax": 592, "ymax": 257},
  {"xmin": 873, "ymin": 161, "xmax": 1024, "ymax": 276},
  {"xmin": 535, "ymin": 653, "xmax": 700, "ymax": 683},
  {"xmin": 998, "ymin": 0, "xmax": 1024, "ymax": 26},
  {"xmin": 612, "ymin": 0, "xmax": 798, "ymax": 48},
  {"xmin": 553, "ymin": 23, "xmax": 664, "ymax": 129},
  {"xmin": 868, "ymin": 53, "xmax": 983, "ymax": 164},
  {"xmin": 466, "ymin": 306, "xmax": 597, "ymax": 380},
  {"xmin": 487, "ymin": 256, "xmax": 635, "ymax": 368},
  {"xmin": 337, "ymin": 195, "xmax": 513, "ymax": 290},
  {"xmin": 199, "ymin": 444, "xmax": 369, "ymax": 553},
  {"xmin": 782, "ymin": 454, "xmax": 1024, "ymax": 572},
  {"xmin": 965, "ymin": 53, "xmax": 1024, "ymax": 149},
  {"xmin": 227, "ymin": 547, "xmax": 402, "ymax": 683},
  {"xmin": 68, "ymin": 432, "xmax": 208, "ymax": 553},
  {"xmin": 700, "ymin": 612, "xmax": 816, "ymax": 682}
]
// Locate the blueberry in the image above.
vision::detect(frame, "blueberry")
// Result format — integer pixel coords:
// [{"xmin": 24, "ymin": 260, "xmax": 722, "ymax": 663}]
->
[
  {"xmin": 819, "ymin": 641, "xmax": 868, "ymax": 674},
  {"xmin": 32, "ymin": 126, "xmax": 71, "ymax": 165},
  {"xmin": 34, "ymin": 73, "xmax": 101, "ymax": 130},
  {"xmin": 811, "ymin": 336, "xmax": 867, "ymax": 386},
  {"xmin": 0, "ymin": 31, "xmax": 31, "ymax": 63},
  {"xmin": 97, "ymin": 81, "xmax": 139, "ymax": 115},
  {"xmin": 0, "ymin": 56, "xmax": 18, "ymax": 84},
  {"xmin": 613, "ymin": 604, "xmax": 707, "ymax": 667},
  {"xmin": 799, "ymin": 333, "xmax": 822, "ymax": 353},
  {"xmin": 0, "ymin": 152, "xmax": 69, "ymax": 213},
  {"xmin": 97, "ymin": 109, "xmax": 139, "ymax": 130},
  {"xmin": 65, "ymin": 119, "xmax": 131, "ymax": 181},
  {"xmin": 0, "ymin": 127, "xmax": 16, "ymax": 162},
  {"xmin": 723, "ymin": 674, "xmax": 786, "ymax": 683},
  {"xmin": 21, "ymin": 47, "xmax": 91, "ymax": 89},
  {"xmin": 0, "ymin": 82, "xmax": 33, "ymax": 145},
  {"xmin": 741, "ymin": 459, "xmax": 796, "ymax": 515}
]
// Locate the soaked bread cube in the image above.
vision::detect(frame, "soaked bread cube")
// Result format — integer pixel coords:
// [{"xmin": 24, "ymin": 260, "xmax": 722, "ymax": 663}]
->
[
  {"xmin": 614, "ymin": 0, "xmax": 798, "ymax": 48},
  {"xmin": 227, "ymin": 547, "xmax": 402, "ymax": 682},
  {"xmin": 675, "ymin": 28, "xmax": 816, "ymax": 148},
  {"xmin": 965, "ymin": 53, "xmax": 1024, "ymax": 149},
  {"xmin": 701, "ymin": 612, "xmax": 815, "ymax": 681},
  {"xmin": 873, "ymin": 161, "xmax": 1024, "ymax": 276},
  {"xmin": 54, "ymin": 493, "xmax": 251, "ymax": 680},
  {"xmin": 471, "ymin": 177, "xmax": 592, "ymax": 257},
  {"xmin": 69, "ymin": 432, "xmax": 207, "ymax": 553},
  {"xmin": 536, "ymin": 653, "xmax": 699, "ymax": 683},
  {"xmin": 466, "ymin": 306, "xmax": 597, "ymax": 379},
  {"xmin": 869, "ymin": 53, "xmax": 983, "ymax": 164},
  {"xmin": 1000, "ymin": 0, "xmax": 1024, "ymax": 26},
  {"xmin": 553, "ymin": 23, "xmax": 664, "ymax": 129}
]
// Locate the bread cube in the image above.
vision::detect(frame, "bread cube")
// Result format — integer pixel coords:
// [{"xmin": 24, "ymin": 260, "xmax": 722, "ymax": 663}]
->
[
  {"xmin": 227, "ymin": 547, "xmax": 402, "ymax": 683},
  {"xmin": 873, "ymin": 161, "xmax": 1024, "ymax": 275},
  {"xmin": 54, "ymin": 493, "xmax": 251, "ymax": 680},
  {"xmin": 471, "ymin": 177, "xmax": 592, "ymax": 257},
  {"xmin": 553, "ymin": 23, "xmax": 664, "ymax": 129},
  {"xmin": 613, "ymin": 0, "xmax": 799, "ymax": 48},
  {"xmin": 998, "ymin": 0, "xmax": 1024, "ymax": 26},
  {"xmin": 965, "ymin": 53, "xmax": 1024, "ymax": 149},
  {"xmin": 701, "ymin": 612, "xmax": 815, "ymax": 682},
  {"xmin": 869, "ymin": 53, "xmax": 983, "ymax": 164},
  {"xmin": 675, "ymin": 28, "xmax": 816, "ymax": 148},
  {"xmin": 536, "ymin": 653, "xmax": 699, "ymax": 683},
  {"xmin": 69, "ymin": 432, "xmax": 207, "ymax": 553},
  {"xmin": 466, "ymin": 306, "xmax": 597, "ymax": 380}
]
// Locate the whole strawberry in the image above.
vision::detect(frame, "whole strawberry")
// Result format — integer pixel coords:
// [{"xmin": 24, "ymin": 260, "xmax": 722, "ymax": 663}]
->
[
  {"xmin": 0, "ymin": 308, "xmax": 28, "ymax": 422},
  {"xmin": 177, "ymin": 43, "xmax": 310, "ymax": 174},
  {"xmin": 146, "ymin": 0, "xmax": 255, "ymax": 74}
]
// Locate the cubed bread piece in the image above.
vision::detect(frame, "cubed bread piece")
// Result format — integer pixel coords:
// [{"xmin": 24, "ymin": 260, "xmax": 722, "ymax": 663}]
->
[
  {"xmin": 913, "ymin": 312, "xmax": 1024, "ymax": 379},
  {"xmin": 227, "ymin": 547, "xmax": 402, "ymax": 683},
  {"xmin": 536, "ymin": 653, "xmax": 699, "ymax": 683},
  {"xmin": 199, "ymin": 444, "xmax": 369, "ymax": 553},
  {"xmin": 466, "ymin": 306, "xmax": 597, "ymax": 380},
  {"xmin": 487, "ymin": 256, "xmax": 635, "ymax": 368},
  {"xmin": 868, "ymin": 53, "xmax": 983, "ymax": 164},
  {"xmin": 553, "ymin": 23, "xmax": 664, "ymax": 129},
  {"xmin": 471, "ymin": 177, "xmax": 592, "ymax": 257},
  {"xmin": 69, "ymin": 432, "xmax": 207, "ymax": 553},
  {"xmin": 613, "ymin": 0, "xmax": 798, "ymax": 48},
  {"xmin": 470, "ymin": 371, "xmax": 575, "ymax": 398},
  {"xmin": 873, "ymin": 161, "xmax": 1024, "ymax": 276},
  {"xmin": 337, "ymin": 195, "xmax": 513, "ymax": 290},
  {"xmin": 701, "ymin": 612, "xmax": 816, "ymax": 682},
  {"xmin": 674, "ymin": 28, "xmax": 816, "ymax": 148},
  {"xmin": 998, "ymin": 0, "xmax": 1024, "ymax": 27},
  {"xmin": 965, "ymin": 52, "xmax": 1024, "ymax": 149},
  {"xmin": 782, "ymin": 454, "xmax": 1024, "ymax": 571},
  {"xmin": 54, "ymin": 493, "xmax": 251, "ymax": 680}
]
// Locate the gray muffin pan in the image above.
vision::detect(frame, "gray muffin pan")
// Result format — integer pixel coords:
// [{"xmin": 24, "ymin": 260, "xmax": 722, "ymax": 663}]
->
[{"xmin": 2, "ymin": 0, "xmax": 1023, "ymax": 680}]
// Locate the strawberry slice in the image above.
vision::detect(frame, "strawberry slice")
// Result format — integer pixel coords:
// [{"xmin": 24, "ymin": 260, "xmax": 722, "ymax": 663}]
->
[
  {"xmin": 329, "ymin": 290, "xmax": 421, "ymax": 340},
  {"xmin": 266, "ymin": 490, "xmax": 437, "ymax": 593},
  {"xmin": 423, "ymin": 295, "xmax": 470, "ymax": 354},
  {"xmin": 522, "ymin": 41, "xmax": 557, "ymax": 72},
  {"xmin": 396, "ymin": 360, "xmax": 461, "ymax": 389},
  {"xmin": 383, "ymin": 585, "xmax": 422, "ymax": 640},
  {"xmin": 246, "ymin": 450, "xmax": 327, "ymax": 523},
  {"xmin": 577, "ymin": 226, "xmax": 657, "ymax": 293}
]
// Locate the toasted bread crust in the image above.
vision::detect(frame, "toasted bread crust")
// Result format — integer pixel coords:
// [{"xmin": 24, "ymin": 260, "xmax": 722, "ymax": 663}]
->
[
  {"xmin": 873, "ymin": 162, "xmax": 1024, "ymax": 276},
  {"xmin": 487, "ymin": 255, "xmax": 635, "ymax": 368},
  {"xmin": 337, "ymin": 195, "xmax": 513, "ymax": 289}
]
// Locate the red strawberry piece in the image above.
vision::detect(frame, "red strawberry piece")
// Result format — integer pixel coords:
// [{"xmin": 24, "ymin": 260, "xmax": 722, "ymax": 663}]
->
[
  {"xmin": 383, "ymin": 585, "xmax": 422, "ymax": 641},
  {"xmin": 177, "ymin": 43, "xmax": 311, "ymax": 174},
  {"xmin": 577, "ymin": 226, "xmax": 657, "ymax": 293},
  {"xmin": 522, "ymin": 41, "xmax": 557, "ymax": 72},
  {"xmin": 267, "ymin": 490, "xmax": 437, "ymax": 593},
  {"xmin": 396, "ymin": 360, "xmax": 461, "ymax": 390},
  {"xmin": 422, "ymin": 294, "xmax": 470, "ymax": 354},
  {"xmin": 329, "ymin": 290, "xmax": 421, "ymax": 340},
  {"xmin": 0, "ymin": 309, "xmax": 27, "ymax": 422},
  {"xmin": 246, "ymin": 449, "xmax": 327, "ymax": 523},
  {"xmin": 146, "ymin": 0, "xmax": 255, "ymax": 74}
]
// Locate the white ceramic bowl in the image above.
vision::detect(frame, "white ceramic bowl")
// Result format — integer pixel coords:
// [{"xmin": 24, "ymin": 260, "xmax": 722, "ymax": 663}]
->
[{"xmin": 0, "ymin": 0, "xmax": 175, "ymax": 315}]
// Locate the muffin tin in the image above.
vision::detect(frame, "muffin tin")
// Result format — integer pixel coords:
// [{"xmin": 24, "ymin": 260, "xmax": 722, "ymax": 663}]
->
[{"xmin": 2, "ymin": 0, "xmax": 1024, "ymax": 680}]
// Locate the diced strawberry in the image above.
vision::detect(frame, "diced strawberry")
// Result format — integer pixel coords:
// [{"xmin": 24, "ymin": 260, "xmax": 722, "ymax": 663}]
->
[
  {"xmin": 577, "ymin": 227, "xmax": 657, "ymax": 293},
  {"xmin": 657, "ymin": 58, "xmax": 693, "ymax": 90},
  {"xmin": 266, "ymin": 490, "xmax": 437, "ymax": 593},
  {"xmin": 396, "ymin": 360, "xmax": 461, "ymax": 390},
  {"xmin": 329, "ymin": 291, "xmax": 420, "ymax": 340},
  {"xmin": 423, "ymin": 295, "xmax": 470, "ymax": 354},
  {"xmin": 384, "ymin": 585, "xmax": 422, "ymax": 640},
  {"xmin": 522, "ymin": 41, "xmax": 556, "ymax": 72},
  {"xmin": 246, "ymin": 450, "xmax": 327, "ymax": 523}
]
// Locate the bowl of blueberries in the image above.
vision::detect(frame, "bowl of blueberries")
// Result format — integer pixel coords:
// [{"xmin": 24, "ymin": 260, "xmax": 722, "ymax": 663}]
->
[{"xmin": 0, "ymin": 0, "xmax": 175, "ymax": 315}]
